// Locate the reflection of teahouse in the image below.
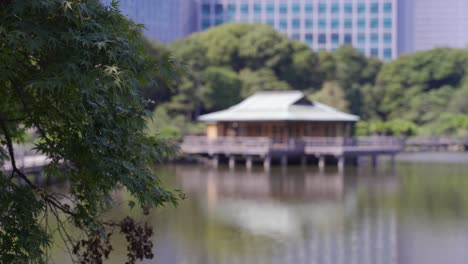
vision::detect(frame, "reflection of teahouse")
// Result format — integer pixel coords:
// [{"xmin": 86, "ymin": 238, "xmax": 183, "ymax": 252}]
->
[{"xmin": 199, "ymin": 90, "xmax": 359, "ymax": 140}]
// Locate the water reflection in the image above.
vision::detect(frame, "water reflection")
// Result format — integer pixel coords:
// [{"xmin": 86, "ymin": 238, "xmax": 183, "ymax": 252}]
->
[
  {"xmin": 52, "ymin": 160, "xmax": 468, "ymax": 264},
  {"xmin": 160, "ymin": 166, "xmax": 401, "ymax": 264}
]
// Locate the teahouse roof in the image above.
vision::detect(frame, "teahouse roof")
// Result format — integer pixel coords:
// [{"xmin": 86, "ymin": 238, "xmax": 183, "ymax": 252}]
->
[{"xmin": 198, "ymin": 90, "xmax": 359, "ymax": 122}]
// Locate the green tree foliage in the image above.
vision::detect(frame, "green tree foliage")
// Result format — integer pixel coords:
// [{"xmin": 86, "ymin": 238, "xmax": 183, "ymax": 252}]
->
[
  {"xmin": 371, "ymin": 48, "xmax": 468, "ymax": 121},
  {"xmin": 309, "ymin": 81, "xmax": 349, "ymax": 112},
  {"xmin": 0, "ymin": 0, "xmax": 179, "ymax": 262},
  {"xmin": 144, "ymin": 23, "xmax": 468, "ymax": 137},
  {"xmin": 201, "ymin": 67, "xmax": 242, "ymax": 111},
  {"xmin": 356, "ymin": 119, "xmax": 418, "ymax": 136},
  {"xmin": 239, "ymin": 68, "xmax": 290, "ymax": 97}
]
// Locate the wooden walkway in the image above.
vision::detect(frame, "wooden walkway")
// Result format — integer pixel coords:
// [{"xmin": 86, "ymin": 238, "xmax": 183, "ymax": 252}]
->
[
  {"xmin": 182, "ymin": 136, "xmax": 403, "ymax": 156},
  {"xmin": 181, "ymin": 136, "xmax": 404, "ymax": 170}
]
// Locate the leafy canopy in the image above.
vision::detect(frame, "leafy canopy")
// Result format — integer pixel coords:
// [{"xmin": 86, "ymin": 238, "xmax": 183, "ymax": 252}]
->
[{"xmin": 0, "ymin": 0, "xmax": 178, "ymax": 262}]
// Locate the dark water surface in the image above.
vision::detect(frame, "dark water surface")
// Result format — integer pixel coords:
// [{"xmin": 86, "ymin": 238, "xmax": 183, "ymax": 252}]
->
[{"xmin": 53, "ymin": 155, "xmax": 468, "ymax": 264}]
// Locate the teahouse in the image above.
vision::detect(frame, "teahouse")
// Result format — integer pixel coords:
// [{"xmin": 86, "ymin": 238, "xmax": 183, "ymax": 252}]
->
[
  {"xmin": 198, "ymin": 90, "xmax": 359, "ymax": 140},
  {"xmin": 182, "ymin": 91, "xmax": 402, "ymax": 170}
]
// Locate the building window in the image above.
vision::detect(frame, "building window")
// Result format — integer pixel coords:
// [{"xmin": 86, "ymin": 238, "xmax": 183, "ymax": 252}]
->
[
  {"xmin": 371, "ymin": 33, "xmax": 378, "ymax": 44},
  {"xmin": 384, "ymin": 33, "xmax": 392, "ymax": 44},
  {"xmin": 241, "ymin": 4, "xmax": 249, "ymax": 14},
  {"xmin": 279, "ymin": 19, "xmax": 287, "ymax": 29},
  {"xmin": 358, "ymin": 48, "xmax": 365, "ymax": 54},
  {"xmin": 318, "ymin": 34, "xmax": 326, "ymax": 44},
  {"xmin": 331, "ymin": 33, "xmax": 339, "ymax": 44},
  {"xmin": 384, "ymin": 18, "xmax": 392, "ymax": 29},
  {"xmin": 370, "ymin": 3, "xmax": 379, "ymax": 14},
  {"xmin": 331, "ymin": 3, "xmax": 339, "ymax": 14},
  {"xmin": 370, "ymin": 48, "xmax": 379, "ymax": 57},
  {"xmin": 254, "ymin": 4, "xmax": 261, "ymax": 14},
  {"xmin": 370, "ymin": 18, "xmax": 379, "ymax": 29},
  {"xmin": 267, "ymin": 19, "xmax": 275, "ymax": 27},
  {"xmin": 266, "ymin": 4, "xmax": 274, "ymax": 14},
  {"xmin": 384, "ymin": 48, "xmax": 392, "ymax": 59},
  {"xmin": 331, "ymin": 19, "xmax": 339, "ymax": 29},
  {"xmin": 292, "ymin": 3, "xmax": 300, "ymax": 14},
  {"xmin": 384, "ymin": 3, "xmax": 392, "ymax": 13},
  {"xmin": 305, "ymin": 4, "xmax": 313, "ymax": 14},
  {"xmin": 215, "ymin": 4, "xmax": 223, "ymax": 15},
  {"xmin": 344, "ymin": 19, "xmax": 352, "ymax": 29},
  {"xmin": 319, "ymin": 3, "xmax": 327, "ymax": 14},
  {"xmin": 215, "ymin": 18, "xmax": 223, "ymax": 25},
  {"xmin": 305, "ymin": 34, "xmax": 313, "ymax": 44},
  {"xmin": 319, "ymin": 19, "xmax": 327, "ymax": 29},
  {"xmin": 344, "ymin": 34, "xmax": 352, "ymax": 44},
  {"xmin": 357, "ymin": 3, "xmax": 365, "ymax": 14},
  {"xmin": 202, "ymin": 4, "xmax": 211, "ymax": 15},
  {"xmin": 305, "ymin": 19, "xmax": 313, "ymax": 29},
  {"xmin": 227, "ymin": 4, "xmax": 236, "ymax": 15},
  {"xmin": 279, "ymin": 3, "xmax": 287, "ymax": 14},
  {"xmin": 357, "ymin": 18, "xmax": 366, "ymax": 29},
  {"xmin": 292, "ymin": 18, "xmax": 300, "ymax": 29},
  {"xmin": 292, "ymin": 33, "xmax": 300, "ymax": 40},
  {"xmin": 344, "ymin": 3, "xmax": 352, "ymax": 14},
  {"xmin": 357, "ymin": 33, "xmax": 365, "ymax": 44},
  {"xmin": 202, "ymin": 19, "xmax": 211, "ymax": 30}
]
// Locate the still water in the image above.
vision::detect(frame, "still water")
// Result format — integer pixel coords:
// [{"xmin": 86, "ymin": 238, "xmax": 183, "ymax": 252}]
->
[{"xmin": 53, "ymin": 154, "xmax": 468, "ymax": 264}]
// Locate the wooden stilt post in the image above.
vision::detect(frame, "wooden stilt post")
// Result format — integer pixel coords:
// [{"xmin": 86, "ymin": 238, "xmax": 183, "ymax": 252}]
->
[
  {"xmin": 212, "ymin": 155, "xmax": 219, "ymax": 168},
  {"xmin": 246, "ymin": 156, "xmax": 253, "ymax": 170},
  {"xmin": 337, "ymin": 156, "xmax": 345, "ymax": 172},
  {"xmin": 263, "ymin": 155, "xmax": 271, "ymax": 172},
  {"xmin": 281, "ymin": 155, "xmax": 288, "ymax": 167},
  {"xmin": 301, "ymin": 155, "xmax": 307, "ymax": 167},
  {"xmin": 229, "ymin": 156, "xmax": 235, "ymax": 170},
  {"xmin": 318, "ymin": 156, "xmax": 325, "ymax": 171},
  {"xmin": 372, "ymin": 155, "xmax": 378, "ymax": 169}
]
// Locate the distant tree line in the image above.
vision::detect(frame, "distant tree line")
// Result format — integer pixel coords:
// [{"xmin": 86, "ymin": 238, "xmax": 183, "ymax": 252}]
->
[{"xmin": 145, "ymin": 23, "xmax": 468, "ymax": 139}]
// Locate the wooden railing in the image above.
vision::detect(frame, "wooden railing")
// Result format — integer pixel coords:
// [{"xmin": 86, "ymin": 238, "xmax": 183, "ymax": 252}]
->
[
  {"xmin": 181, "ymin": 136, "xmax": 271, "ymax": 156},
  {"xmin": 181, "ymin": 136, "xmax": 404, "ymax": 156}
]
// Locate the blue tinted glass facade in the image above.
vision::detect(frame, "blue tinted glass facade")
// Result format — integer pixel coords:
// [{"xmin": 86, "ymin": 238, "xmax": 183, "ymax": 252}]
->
[
  {"xmin": 253, "ymin": 4, "xmax": 261, "ymax": 14},
  {"xmin": 331, "ymin": 3, "xmax": 339, "ymax": 14},
  {"xmin": 370, "ymin": 3, "xmax": 379, "ymax": 13},
  {"xmin": 357, "ymin": 3, "xmax": 366, "ymax": 13},
  {"xmin": 319, "ymin": 3, "xmax": 327, "ymax": 14},
  {"xmin": 331, "ymin": 19, "xmax": 340, "ymax": 29},
  {"xmin": 266, "ymin": 4, "xmax": 274, "ymax": 14},
  {"xmin": 107, "ymin": 0, "xmax": 398, "ymax": 60},
  {"xmin": 332, "ymin": 33, "xmax": 339, "ymax": 44},
  {"xmin": 344, "ymin": 19, "xmax": 352, "ymax": 29},
  {"xmin": 344, "ymin": 34, "xmax": 352, "ymax": 44},
  {"xmin": 319, "ymin": 19, "xmax": 327, "ymax": 29},
  {"xmin": 370, "ymin": 18, "xmax": 379, "ymax": 29},
  {"xmin": 241, "ymin": 4, "xmax": 248, "ymax": 14},
  {"xmin": 279, "ymin": 3, "xmax": 287, "ymax": 14},
  {"xmin": 292, "ymin": 19, "xmax": 300, "ymax": 29},
  {"xmin": 305, "ymin": 34, "xmax": 313, "ymax": 45},
  {"xmin": 292, "ymin": 3, "xmax": 300, "ymax": 14}
]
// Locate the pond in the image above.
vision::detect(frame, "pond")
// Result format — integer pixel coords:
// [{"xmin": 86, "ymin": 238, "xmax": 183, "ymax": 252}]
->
[{"xmin": 52, "ymin": 153, "xmax": 468, "ymax": 264}]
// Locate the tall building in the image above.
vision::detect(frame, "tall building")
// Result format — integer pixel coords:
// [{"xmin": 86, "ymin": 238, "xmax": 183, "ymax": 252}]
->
[
  {"xmin": 101, "ymin": 0, "xmax": 197, "ymax": 43},
  {"xmin": 398, "ymin": 0, "xmax": 468, "ymax": 54},
  {"xmin": 198, "ymin": 0, "xmax": 398, "ymax": 60},
  {"xmin": 101, "ymin": 0, "xmax": 468, "ymax": 60}
]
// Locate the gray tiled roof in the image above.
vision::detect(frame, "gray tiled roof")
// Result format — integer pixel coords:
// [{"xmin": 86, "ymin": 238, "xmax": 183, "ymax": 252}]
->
[{"xmin": 199, "ymin": 91, "xmax": 359, "ymax": 122}]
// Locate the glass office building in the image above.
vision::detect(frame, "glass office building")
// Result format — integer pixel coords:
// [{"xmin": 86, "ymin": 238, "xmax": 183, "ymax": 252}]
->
[
  {"xmin": 398, "ymin": 0, "xmax": 468, "ymax": 54},
  {"xmin": 198, "ymin": 0, "xmax": 398, "ymax": 60},
  {"xmin": 101, "ymin": 0, "xmax": 197, "ymax": 43}
]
